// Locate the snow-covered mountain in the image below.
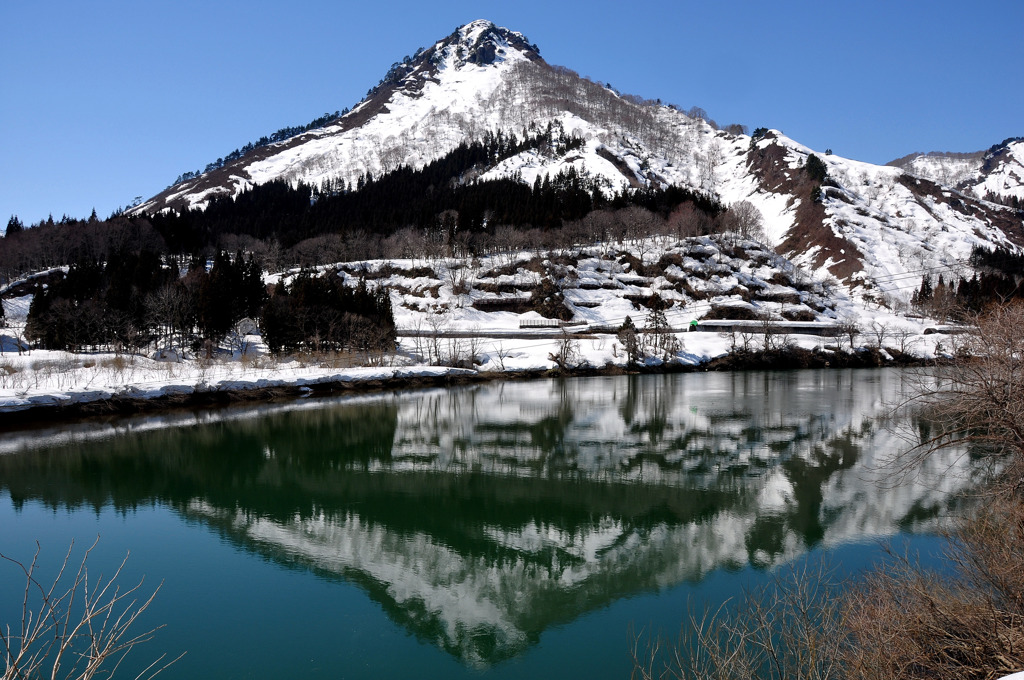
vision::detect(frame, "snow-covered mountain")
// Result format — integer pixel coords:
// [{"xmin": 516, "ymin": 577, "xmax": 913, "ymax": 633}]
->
[
  {"xmin": 133, "ymin": 20, "xmax": 1024, "ymax": 299},
  {"xmin": 889, "ymin": 137, "xmax": 1024, "ymax": 204}
]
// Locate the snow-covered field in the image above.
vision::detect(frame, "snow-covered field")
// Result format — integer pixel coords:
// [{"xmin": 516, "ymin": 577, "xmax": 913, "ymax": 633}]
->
[{"xmin": 0, "ymin": 235, "xmax": 953, "ymax": 416}]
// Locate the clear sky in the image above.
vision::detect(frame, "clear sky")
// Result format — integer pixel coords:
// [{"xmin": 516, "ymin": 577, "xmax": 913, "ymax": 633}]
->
[{"xmin": 2, "ymin": 0, "xmax": 1021, "ymax": 227}]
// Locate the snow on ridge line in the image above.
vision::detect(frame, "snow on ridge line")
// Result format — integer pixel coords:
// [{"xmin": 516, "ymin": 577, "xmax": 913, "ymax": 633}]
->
[{"xmin": 895, "ymin": 139, "xmax": 1024, "ymax": 202}]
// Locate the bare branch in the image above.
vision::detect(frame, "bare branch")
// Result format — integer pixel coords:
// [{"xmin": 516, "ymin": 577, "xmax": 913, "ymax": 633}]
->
[{"xmin": 1, "ymin": 539, "xmax": 180, "ymax": 680}]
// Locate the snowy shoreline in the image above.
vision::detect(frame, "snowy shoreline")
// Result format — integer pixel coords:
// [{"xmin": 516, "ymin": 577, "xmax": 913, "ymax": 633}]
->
[
  {"xmin": 0, "ymin": 360, "xmax": 478, "ymax": 421},
  {"xmin": 1, "ymin": 234, "xmax": 958, "ymax": 427},
  {"xmin": 0, "ymin": 341, "xmax": 930, "ymax": 428}
]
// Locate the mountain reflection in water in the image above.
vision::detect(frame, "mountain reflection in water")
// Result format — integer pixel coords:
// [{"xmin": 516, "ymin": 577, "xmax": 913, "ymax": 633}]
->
[{"xmin": 0, "ymin": 369, "xmax": 975, "ymax": 667}]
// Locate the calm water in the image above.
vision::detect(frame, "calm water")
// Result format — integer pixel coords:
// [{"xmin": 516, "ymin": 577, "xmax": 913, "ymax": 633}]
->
[{"xmin": 0, "ymin": 369, "xmax": 974, "ymax": 679}]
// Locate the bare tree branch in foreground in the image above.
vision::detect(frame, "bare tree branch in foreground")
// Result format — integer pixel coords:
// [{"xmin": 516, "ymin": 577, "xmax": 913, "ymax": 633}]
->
[
  {"xmin": 630, "ymin": 561, "xmax": 848, "ymax": 680},
  {"xmin": 1, "ymin": 538, "xmax": 183, "ymax": 680},
  {"xmin": 843, "ymin": 497, "xmax": 1024, "ymax": 680},
  {"xmin": 901, "ymin": 302, "xmax": 1024, "ymax": 495}
]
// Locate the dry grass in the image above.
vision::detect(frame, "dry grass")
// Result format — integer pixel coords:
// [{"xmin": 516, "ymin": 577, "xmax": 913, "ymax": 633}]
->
[
  {"xmin": 842, "ymin": 497, "xmax": 1024, "ymax": 680},
  {"xmin": 630, "ymin": 561, "xmax": 848, "ymax": 680},
  {"xmin": 632, "ymin": 499, "xmax": 1024, "ymax": 680}
]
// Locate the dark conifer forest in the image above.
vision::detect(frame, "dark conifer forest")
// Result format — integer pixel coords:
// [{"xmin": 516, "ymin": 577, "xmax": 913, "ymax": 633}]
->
[
  {"xmin": 0, "ymin": 128, "xmax": 722, "ymax": 355},
  {"xmin": 148, "ymin": 128, "xmax": 721, "ymax": 252}
]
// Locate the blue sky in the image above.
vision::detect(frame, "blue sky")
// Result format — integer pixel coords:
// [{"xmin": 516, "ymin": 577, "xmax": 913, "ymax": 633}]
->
[{"xmin": 2, "ymin": 0, "xmax": 1021, "ymax": 227}]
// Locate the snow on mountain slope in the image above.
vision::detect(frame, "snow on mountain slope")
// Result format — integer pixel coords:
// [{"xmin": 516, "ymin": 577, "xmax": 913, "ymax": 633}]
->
[
  {"xmin": 890, "ymin": 138, "xmax": 1024, "ymax": 204},
  {"xmin": 889, "ymin": 150, "xmax": 984, "ymax": 188},
  {"xmin": 133, "ymin": 20, "xmax": 1024, "ymax": 302},
  {"xmin": 972, "ymin": 139, "xmax": 1024, "ymax": 202},
  {"xmin": 134, "ymin": 20, "xmax": 544, "ymax": 214},
  {"xmin": 744, "ymin": 132, "xmax": 1023, "ymax": 305}
]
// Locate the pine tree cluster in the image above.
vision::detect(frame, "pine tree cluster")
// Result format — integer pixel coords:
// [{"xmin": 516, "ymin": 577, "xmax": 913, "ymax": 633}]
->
[
  {"xmin": 24, "ymin": 251, "xmax": 268, "ymax": 353},
  {"xmin": 150, "ymin": 127, "xmax": 719, "ymax": 253},
  {"xmin": 911, "ymin": 248, "xmax": 1024, "ymax": 320},
  {"xmin": 262, "ymin": 272, "xmax": 394, "ymax": 355}
]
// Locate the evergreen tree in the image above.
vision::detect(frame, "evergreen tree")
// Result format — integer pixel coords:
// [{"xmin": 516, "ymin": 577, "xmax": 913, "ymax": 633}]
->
[
  {"xmin": 618, "ymin": 316, "xmax": 640, "ymax": 365},
  {"xmin": 197, "ymin": 251, "xmax": 247, "ymax": 345},
  {"xmin": 804, "ymin": 154, "xmax": 828, "ymax": 183},
  {"xmin": 912, "ymin": 276, "xmax": 934, "ymax": 308},
  {"xmin": 260, "ymin": 271, "xmax": 394, "ymax": 355},
  {"xmin": 5, "ymin": 215, "xmax": 24, "ymax": 237},
  {"xmin": 643, "ymin": 295, "xmax": 679, "ymax": 358}
]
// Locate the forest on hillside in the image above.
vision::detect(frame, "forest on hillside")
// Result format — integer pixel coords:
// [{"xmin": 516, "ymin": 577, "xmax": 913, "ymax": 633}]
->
[
  {"xmin": 0, "ymin": 128, "xmax": 728, "ymax": 355},
  {"xmin": 2, "ymin": 126, "xmax": 1022, "ymax": 358},
  {"xmin": 1, "ymin": 127, "xmax": 727, "ymax": 280}
]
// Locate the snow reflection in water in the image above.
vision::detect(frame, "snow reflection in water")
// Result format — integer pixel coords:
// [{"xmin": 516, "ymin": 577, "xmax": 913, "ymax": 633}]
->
[{"xmin": 0, "ymin": 369, "xmax": 975, "ymax": 667}]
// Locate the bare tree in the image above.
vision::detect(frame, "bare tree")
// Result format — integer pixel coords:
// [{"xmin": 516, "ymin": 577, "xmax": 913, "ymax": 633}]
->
[
  {"xmin": 616, "ymin": 207, "xmax": 663, "ymax": 260},
  {"xmin": 1, "ymin": 539, "xmax": 181, "ymax": 680},
  {"xmin": 492, "ymin": 225, "xmax": 526, "ymax": 266},
  {"xmin": 549, "ymin": 329, "xmax": 581, "ymax": 371},
  {"xmin": 464, "ymin": 326, "xmax": 484, "ymax": 367},
  {"xmin": 631, "ymin": 562, "xmax": 848, "ymax": 680},
  {"xmin": 667, "ymin": 203, "xmax": 712, "ymax": 239},
  {"xmin": 905, "ymin": 303, "xmax": 1024, "ymax": 493},
  {"xmin": 491, "ymin": 341, "xmax": 511, "ymax": 371},
  {"xmin": 868, "ymin": 320, "xmax": 891, "ymax": 349},
  {"xmin": 722, "ymin": 326, "xmax": 758, "ymax": 354},
  {"xmin": 760, "ymin": 316, "xmax": 787, "ymax": 352},
  {"xmin": 890, "ymin": 326, "xmax": 919, "ymax": 356},
  {"xmin": 836, "ymin": 318, "xmax": 861, "ymax": 351},
  {"xmin": 842, "ymin": 497, "xmax": 1024, "ymax": 680},
  {"xmin": 728, "ymin": 200, "xmax": 766, "ymax": 242},
  {"xmin": 425, "ymin": 312, "xmax": 449, "ymax": 365},
  {"xmin": 444, "ymin": 259, "xmax": 472, "ymax": 301}
]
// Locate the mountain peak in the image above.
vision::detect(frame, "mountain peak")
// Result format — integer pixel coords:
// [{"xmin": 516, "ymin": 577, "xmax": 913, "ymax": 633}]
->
[
  {"xmin": 434, "ymin": 20, "xmax": 541, "ymax": 67},
  {"xmin": 359, "ymin": 21, "xmax": 540, "ymax": 102},
  {"xmin": 459, "ymin": 19, "xmax": 502, "ymax": 40}
]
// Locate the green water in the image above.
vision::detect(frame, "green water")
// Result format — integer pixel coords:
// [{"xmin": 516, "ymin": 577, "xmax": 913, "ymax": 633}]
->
[{"xmin": 0, "ymin": 369, "xmax": 970, "ymax": 678}]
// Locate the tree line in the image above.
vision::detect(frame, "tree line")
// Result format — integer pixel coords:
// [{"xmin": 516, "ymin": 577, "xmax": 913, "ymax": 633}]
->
[
  {"xmin": 262, "ymin": 273, "xmax": 393, "ymax": 355},
  {"xmin": 25, "ymin": 250, "xmax": 264, "ymax": 354},
  {"xmin": 20, "ymin": 249, "xmax": 395, "ymax": 357},
  {"xmin": 910, "ymin": 246, "xmax": 1024, "ymax": 320},
  {"xmin": 1, "ymin": 125, "xmax": 728, "ymax": 283},
  {"xmin": 147, "ymin": 123, "xmax": 721, "ymax": 253}
]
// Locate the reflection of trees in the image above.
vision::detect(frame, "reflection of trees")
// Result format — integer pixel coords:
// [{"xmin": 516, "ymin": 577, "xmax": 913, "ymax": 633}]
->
[
  {"xmin": 620, "ymin": 374, "xmax": 673, "ymax": 444},
  {"xmin": 0, "ymin": 370, "xmax": 977, "ymax": 667},
  {"xmin": 0, "ymin": 402, "xmax": 399, "ymax": 519},
  {"xmin": 746, "ymin": 426, "xmax": 864, "ymax": 564}
]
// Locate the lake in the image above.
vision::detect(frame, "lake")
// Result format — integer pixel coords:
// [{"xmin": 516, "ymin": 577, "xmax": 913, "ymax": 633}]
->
[{"xmin": 0, "ymin": 369, "xmax": 974, "ymax": 679}]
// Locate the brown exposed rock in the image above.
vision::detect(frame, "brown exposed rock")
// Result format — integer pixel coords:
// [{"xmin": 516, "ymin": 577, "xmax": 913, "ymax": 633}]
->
[
  {"xmin": 596, "ymin": 147, "xmax": 642, "ymax": 188},
  {"xmin": 747, "ymin": 135, "xmax": 865, "ymax": 282}
]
